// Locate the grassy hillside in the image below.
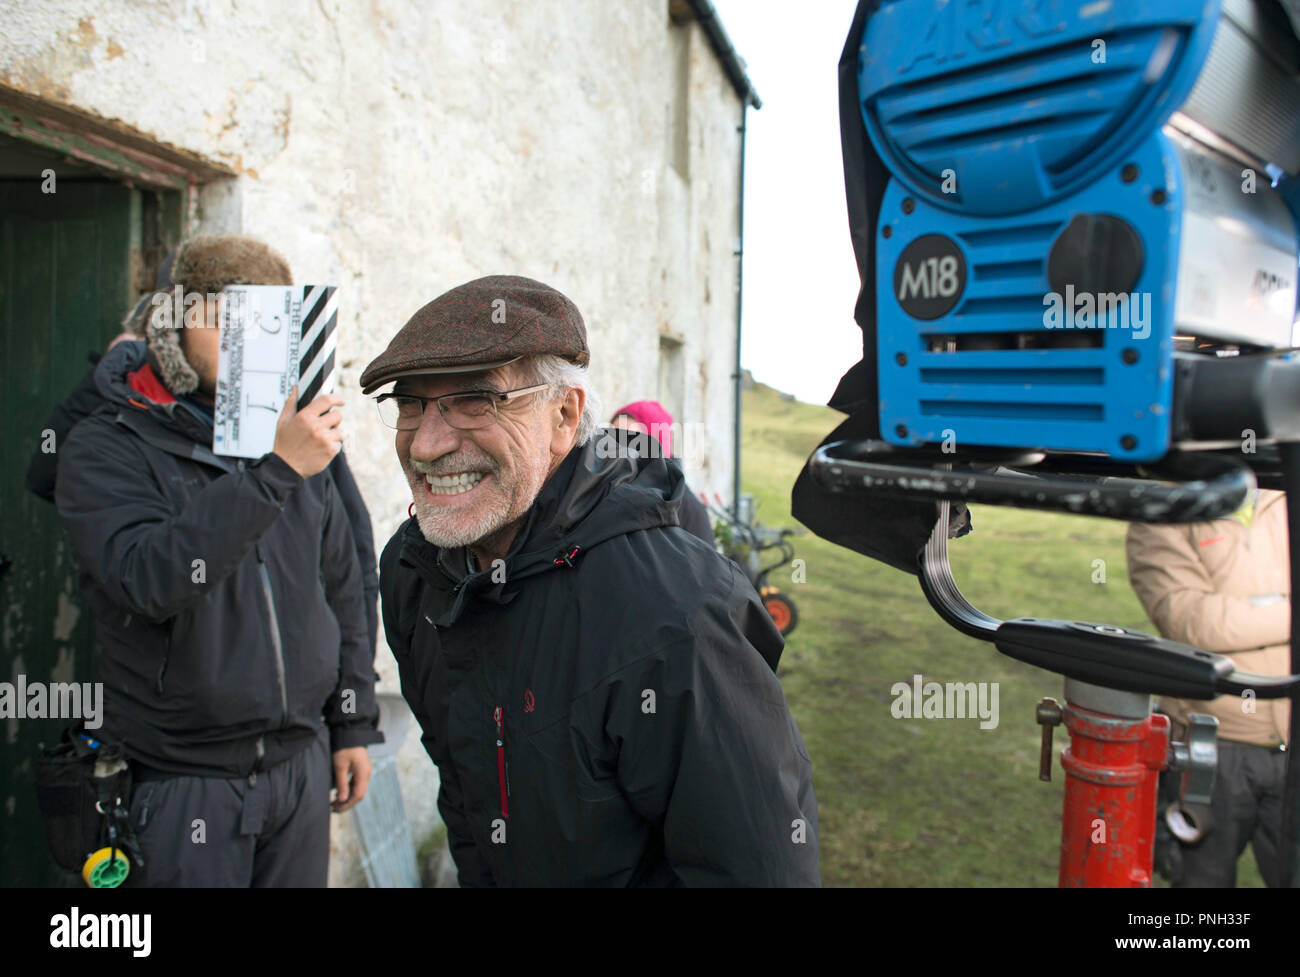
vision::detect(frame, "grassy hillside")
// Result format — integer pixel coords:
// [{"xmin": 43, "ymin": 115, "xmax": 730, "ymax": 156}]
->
[{"xmin": 741, "ymin": 381, "xmax": 1265, "ymax": 887}]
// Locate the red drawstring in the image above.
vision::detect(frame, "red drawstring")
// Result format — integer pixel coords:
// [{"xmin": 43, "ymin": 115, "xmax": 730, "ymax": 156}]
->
[{"xmin": 553, "ymin": 545, "xmax": 581, "ymax": 568}]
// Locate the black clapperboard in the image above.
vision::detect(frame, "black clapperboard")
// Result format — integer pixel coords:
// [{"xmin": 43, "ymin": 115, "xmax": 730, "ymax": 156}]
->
[{"xmin": 214, "ymin": 285, "xmax": 339, "ymax": 459}]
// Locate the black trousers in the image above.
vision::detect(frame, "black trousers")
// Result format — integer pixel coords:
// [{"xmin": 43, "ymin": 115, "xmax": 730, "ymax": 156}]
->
[
  {"xmin": 125, "ymin": 730, "xmax": 331, "ymax": 888},
  {"xmin": 1166, "ymin": 739, "xmax": 1288, "ymax": 888}
]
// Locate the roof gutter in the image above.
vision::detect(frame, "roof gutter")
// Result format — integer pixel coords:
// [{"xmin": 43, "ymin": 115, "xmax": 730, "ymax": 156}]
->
[
  {"xmin": 684, "ymin": 0, "xmax": 762, "ymax": 109},
  {"xmin": 732, "ymin": 101, "xmax": 748, "ymax": 520},
  {"xmin": 679, "ymin": 0, "xmax": 759, "ymax": 517}
]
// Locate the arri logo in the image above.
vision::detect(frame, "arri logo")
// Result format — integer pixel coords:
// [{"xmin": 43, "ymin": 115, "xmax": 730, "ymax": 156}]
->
[
  {"xmin": 1251, "ymin": 268, "xmax": 1292, "ymax": 299},
  {"xmin": 900, "ymin": 0, "xmax": 1069, "ymax": 74}
]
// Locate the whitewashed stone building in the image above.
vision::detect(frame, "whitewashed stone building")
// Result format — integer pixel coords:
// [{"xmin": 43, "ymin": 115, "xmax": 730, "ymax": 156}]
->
[{"xmin": 0, "ymin": 0, "xmax": 757, "ymax": 886}]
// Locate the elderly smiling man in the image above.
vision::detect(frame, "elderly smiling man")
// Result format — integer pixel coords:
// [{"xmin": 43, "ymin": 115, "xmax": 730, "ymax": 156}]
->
[{"xmin": 363, "ymin": 275, "xmax": 820, "ymax": 887}]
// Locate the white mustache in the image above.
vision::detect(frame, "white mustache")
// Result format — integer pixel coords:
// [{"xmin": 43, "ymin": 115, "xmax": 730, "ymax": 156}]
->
[{"xmin": 409, "ymin": 454, "xmax": 498, "ymax": 478}]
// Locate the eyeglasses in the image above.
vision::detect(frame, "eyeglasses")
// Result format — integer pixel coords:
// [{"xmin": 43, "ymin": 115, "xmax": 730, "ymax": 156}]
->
[{"xmin": 375, "ymin": 383, "xmax": 551, "ymax": 431}]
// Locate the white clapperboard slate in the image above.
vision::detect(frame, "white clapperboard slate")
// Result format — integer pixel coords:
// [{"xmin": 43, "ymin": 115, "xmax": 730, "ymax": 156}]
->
[{"xmin": 213, "ymin": 285, "xmax": 339, "ymax": 459}]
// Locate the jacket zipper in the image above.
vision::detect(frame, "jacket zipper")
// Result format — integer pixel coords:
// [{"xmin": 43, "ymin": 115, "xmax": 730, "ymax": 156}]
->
[
  {"xmin": 156, "ymin": 618, "xmax": 171, "ymax": 694},
  {"xmin": 256, "ymin": 545, "xmax": 290, "ymax": 728},
  {"xmin": 495, "ymin": 705, "xmax": 510, "ymax": 818}
]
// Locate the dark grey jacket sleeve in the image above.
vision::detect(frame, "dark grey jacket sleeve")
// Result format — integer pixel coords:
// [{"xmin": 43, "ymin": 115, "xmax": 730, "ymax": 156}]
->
[
  {"xmin": 320, "ymin": 473, "xmax": 383, "ymax": 751},
  {"xmin": 54, "ymin": 415, "xmax": 304, "ymax": 623},
  {"xmin": 327, "ymin": 451, "xmax": 380, "ymax": 657},
  {"xmin": 379, "ymin": 532, "xmax": 497, "ymax": 887},
  {"xmin": 609, "ymin": 563, "xmax": 821, "ymax": 886},
  {"xmin": 26, "ymin": 360, "xmax": 104, "ymax": 503}
]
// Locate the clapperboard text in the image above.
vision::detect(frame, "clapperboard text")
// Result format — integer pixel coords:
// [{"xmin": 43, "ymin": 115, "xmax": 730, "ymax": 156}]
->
[{"xmin": 213, "ymin": 285, "xmax": 338, "ymax": 459}]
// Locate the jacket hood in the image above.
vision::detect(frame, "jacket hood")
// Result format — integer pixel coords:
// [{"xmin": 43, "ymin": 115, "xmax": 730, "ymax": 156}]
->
[
  {"xmin": 92, "ymin": 339, "xmax": 214, "ymax": 448},
  {"xmin": 400, "ymin": 427, "xmax": 691, "ymax": 625}
]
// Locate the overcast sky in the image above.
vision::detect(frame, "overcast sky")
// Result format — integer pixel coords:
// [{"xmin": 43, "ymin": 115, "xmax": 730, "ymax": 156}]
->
[{"xmin": 713, "ymin": 0, "xmax": 864, "ymax": 406}]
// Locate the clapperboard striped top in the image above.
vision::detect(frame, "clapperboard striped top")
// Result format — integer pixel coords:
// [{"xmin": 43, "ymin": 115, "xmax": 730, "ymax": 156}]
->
[{"xmin": 298, "ymin": 285, "xmax": 338, "ymax": 405}]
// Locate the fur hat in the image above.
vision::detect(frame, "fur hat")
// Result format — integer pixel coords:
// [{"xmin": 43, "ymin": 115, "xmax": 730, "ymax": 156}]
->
[{"xmin": 127, "ymin": 235, "xmax": 292, "ymax": 395}]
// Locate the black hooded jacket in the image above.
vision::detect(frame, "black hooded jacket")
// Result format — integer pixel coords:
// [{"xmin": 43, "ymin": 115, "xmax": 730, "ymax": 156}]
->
[
  {"xmin": 380, "ymin": 432, "xmax": 821, "ymax": 886},
  {"xmin": 54, "ymin": 341, "xmax": 382, "ymax": 777},
  {"xmin": 26, "ymin": 352, "xmax": 382, "ymax": 659}
]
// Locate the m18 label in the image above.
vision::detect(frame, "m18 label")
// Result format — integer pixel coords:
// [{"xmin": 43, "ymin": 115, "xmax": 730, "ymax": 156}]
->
[{"xmin": 893, "ymin": 234, "xmax": 966, "ymax": 320}]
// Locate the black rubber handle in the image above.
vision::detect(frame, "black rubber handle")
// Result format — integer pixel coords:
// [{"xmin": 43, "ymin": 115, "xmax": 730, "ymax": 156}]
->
[
  {"xmin": 809, "ymin": 440, "xmax": 1255, "ymax": 523},
  {"xmin": 994, "ymin": 618, "xmax": 1300, "ymax": 700}
]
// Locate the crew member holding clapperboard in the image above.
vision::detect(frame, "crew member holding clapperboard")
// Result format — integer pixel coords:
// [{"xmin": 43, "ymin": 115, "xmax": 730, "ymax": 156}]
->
[
  {"xmin": 27, "ymin": 255, "xmax": 382, "ymax": 660},
  {"xmin": 45, "ymin": 236, "xmax": 382, "ymax": 887}
]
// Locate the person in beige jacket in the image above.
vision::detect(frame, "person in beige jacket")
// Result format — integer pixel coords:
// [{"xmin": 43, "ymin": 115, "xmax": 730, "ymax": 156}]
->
[{"xmin": 1127, "ymin": 488, "xmax": 1290, "ymax": 886}]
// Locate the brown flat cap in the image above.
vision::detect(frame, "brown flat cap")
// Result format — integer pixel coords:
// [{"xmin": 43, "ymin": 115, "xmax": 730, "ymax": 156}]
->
[{"xmin": 361, "ymin": 275, "xmax": 589, "ymax": 394}]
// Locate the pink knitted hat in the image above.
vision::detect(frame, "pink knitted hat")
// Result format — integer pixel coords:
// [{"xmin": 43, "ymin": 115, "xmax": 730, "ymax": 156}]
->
[{"xmin": 611, "ymin": 400, "xmax": 675, "ymax": 458}]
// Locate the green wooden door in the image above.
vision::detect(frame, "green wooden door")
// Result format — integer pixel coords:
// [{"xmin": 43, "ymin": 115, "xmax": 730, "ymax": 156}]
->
[{"xmin": 0, "ymin": 179, "xmax": 139, "ymax": 886}]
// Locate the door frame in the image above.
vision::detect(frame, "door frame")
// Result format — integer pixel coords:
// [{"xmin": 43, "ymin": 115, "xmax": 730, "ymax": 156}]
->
[
  {"xmin": 0, "ymin": 82, "xmax": 232, "ymax": 192},
  {"xmin": 0, "ymin": 85, "xmax": 232, "ymax": 886}
]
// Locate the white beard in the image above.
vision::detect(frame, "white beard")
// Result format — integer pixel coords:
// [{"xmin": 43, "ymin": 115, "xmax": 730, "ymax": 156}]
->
[
  {"xmin": 404, "ymin": 447, "xmax": 548, "ymax": 552},
  {"xmin": 409, "ymin": 475, "xmax": 512, "ymax": 549}
]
